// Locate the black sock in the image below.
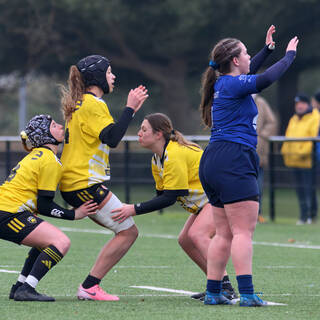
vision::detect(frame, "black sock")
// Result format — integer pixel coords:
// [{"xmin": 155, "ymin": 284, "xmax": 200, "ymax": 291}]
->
[
  {"xmin": 82, "ymin": 275, "xmax": 101, "ymax": 289},
  {"xmin": 28, "ymin": 245, "xmax": 63, "ymax": 282},
  {"xmin": 21, "ymin": 247, "xmax": 42, "ymax": 278},
  {"xmin": 222, "ymin": 275, "xmax": 233, "ymax": 290}
]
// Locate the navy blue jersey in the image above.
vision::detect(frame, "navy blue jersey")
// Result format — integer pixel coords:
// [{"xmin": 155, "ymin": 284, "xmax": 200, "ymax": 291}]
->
[{"xmin": 210, "ymin": 74, "xmax": 259, "ymax": 149}]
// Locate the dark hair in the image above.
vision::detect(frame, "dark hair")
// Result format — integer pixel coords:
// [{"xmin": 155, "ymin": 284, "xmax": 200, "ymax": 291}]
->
[
  {"xmin": 144, "ymin": 113, "xmax": 200, "ymax": 150},
  {"xmin": 314, "ymin": 91, "xmax": 320, "ymax": 104},
  {"xmin": 294, "ymin": 93, "xmax": 310, "ymax": 104},
  {"xmin": 60, "ymin": 65, "xmax": 86, "ymax": 121},
  {"xmin": 199, "ymin": 38, "xmax": 241, "ymax": 127}
]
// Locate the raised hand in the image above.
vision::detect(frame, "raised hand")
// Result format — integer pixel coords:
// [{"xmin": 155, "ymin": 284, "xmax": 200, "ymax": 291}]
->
[
  {"xmin": 111, "ymin": 204, "xmax": 136, "ymax": 223},
  {"xmin": 126, "ymin": 85, "xmax": 149, "ymax": 113},
  {"xmin": 286, "ymin": 36, "xmax": 299, "ymax": 52},
  {"xmin": 74, "ymin": 200, "xmax": 99, "ymax": 220},
  {"xmin": 265, "ymin": 25, "xmax": 276, "ymax": 47}
]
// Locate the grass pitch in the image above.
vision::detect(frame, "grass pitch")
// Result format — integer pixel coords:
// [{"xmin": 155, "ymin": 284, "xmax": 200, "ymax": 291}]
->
[{"xmin": 1, "ymin": 199, "xmax": 320, "ymax": 319}]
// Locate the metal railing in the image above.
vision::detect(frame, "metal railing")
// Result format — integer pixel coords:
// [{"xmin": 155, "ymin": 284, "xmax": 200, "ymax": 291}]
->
[
  {"xmin": 2, "ymin": 135, "xmax": 319, "ymax": 221},
  {"xmin": 0, "ymin": 136, "xmax": 210, "ymax": 204},
  {"xmin": 268, "ymin": 136, "xmax": 320, "ymax": 221}
]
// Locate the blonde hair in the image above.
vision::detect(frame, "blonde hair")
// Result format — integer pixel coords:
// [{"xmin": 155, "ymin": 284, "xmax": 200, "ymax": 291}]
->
[
  {"xmin": 20, "ymin": 130, "xmax": 32, "ymax": 152},
  {"xmin": 199, "ymin": 38, "xmax": 241, "ymax": 127},
  {"xmin": 60, "ymin": 65, "xmax": 85, "ymax": 121},
  {"xmin": 145, "ymin": 113, "xmax": 201, "ymax": 150}
]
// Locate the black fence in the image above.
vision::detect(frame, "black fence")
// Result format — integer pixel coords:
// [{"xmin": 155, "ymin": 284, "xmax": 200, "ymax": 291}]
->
[
  {"xmin": 1, "ymin": 136, "xmax": 320, "ymax": 221},
  {"xmin": 268, "ymin": 136, "xmax": 320, "ymax": 221}
]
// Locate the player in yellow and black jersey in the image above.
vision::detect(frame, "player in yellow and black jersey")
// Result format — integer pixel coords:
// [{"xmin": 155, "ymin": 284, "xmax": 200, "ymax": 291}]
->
[
  {"xmin": 0, "ymin": 115, "xmax": 98, "ymax": 302},
  {"xmin": 59, "ymin": 55, "xmax": 148, "ymax": 301},
  {"xmin": 112, "ymin": 113, "xmax": 237, "ymax": 302}
]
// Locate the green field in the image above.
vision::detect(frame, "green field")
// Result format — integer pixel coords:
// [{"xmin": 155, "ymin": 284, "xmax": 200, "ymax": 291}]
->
[{"xmin": 1, "ymin": 189, "xmax": 320, "ymax": 320}]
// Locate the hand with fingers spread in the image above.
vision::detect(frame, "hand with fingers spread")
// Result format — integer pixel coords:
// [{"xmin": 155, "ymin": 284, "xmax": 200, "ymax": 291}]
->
[
  {"xmin": 111, "ymin": 204, "xmax": 136, "ymax": 223},
  {"xmin": 126, "ymin": 85, "xmax": 149, "ymax": 113},
  {"xmin": 286, "ymin": 36, "xmax": 299, "ymax": 53},
  {"xmin": 265, "ymin": 25, "xmax": 276, "ymax": 49},
  {"xmin": 74, "ymin": 200, "xmax": 99, "ymax": 220}
]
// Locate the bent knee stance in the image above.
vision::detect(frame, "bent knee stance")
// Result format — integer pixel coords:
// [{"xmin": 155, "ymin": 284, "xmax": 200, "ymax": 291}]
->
[
  {"xmin": 118, "ymin": 224, "xmax": 139, "ymax": 243},
  {"xmin": 51, "ymin": 233, "xmax": 71, "ymax": 255},
  {"xmin": 178, "ymin": 232, "xmax": 191, "ymax": 249}
]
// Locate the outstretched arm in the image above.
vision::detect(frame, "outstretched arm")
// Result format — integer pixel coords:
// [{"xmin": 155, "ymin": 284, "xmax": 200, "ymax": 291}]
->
[
  {"xmin": 99, "ymin": 85, "xmax": 148, "ymax": 148},
  {"xmin": 111, "ymin": 192, "xmax": 180, "ymax": 223},
  {"xmin": 250, "ymin": 25, "xmax": 276, "ymax": 74},
  {"xmin": 37, "ymin": 193, "xmax": 98, "ymax": 220},
  {"xmin": 256, "ymin": 36, "xmax": 299, "ymax": 91}
]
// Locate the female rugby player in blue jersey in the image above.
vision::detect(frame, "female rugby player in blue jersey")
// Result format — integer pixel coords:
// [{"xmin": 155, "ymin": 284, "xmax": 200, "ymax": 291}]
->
[
  {"xmin": 0, "ymin": 115, "xmax": 98, "ymax": 301},
  {"xmin": 59, "ymin": 55, "xmax": 148, "ymax": 301},
  {"xmin": 198, "ymin": 25, "xmax": 298, "ymax": 306}
]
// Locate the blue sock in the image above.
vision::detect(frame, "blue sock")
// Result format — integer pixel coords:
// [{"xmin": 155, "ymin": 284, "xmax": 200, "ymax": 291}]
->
[
  {"xmin": 236, "ymin": 274, "xmax": 254, "ymax": 295},
  {"xmin": 207, "ymin": 279, "xmax": 222, "ymax": 294}
]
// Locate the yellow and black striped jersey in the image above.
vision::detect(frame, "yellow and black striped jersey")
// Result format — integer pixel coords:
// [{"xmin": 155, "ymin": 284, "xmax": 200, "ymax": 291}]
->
[
  {"xmin": 0, "ymin": 147, "xmax": 62, "ymax": 214},
  {"xmin": 60, "ymin": 93, "xmax": 114, "ymax": 192},
  {"xmin": 151, "ymin": 141, "xmax": 208, "ymax": 214}
]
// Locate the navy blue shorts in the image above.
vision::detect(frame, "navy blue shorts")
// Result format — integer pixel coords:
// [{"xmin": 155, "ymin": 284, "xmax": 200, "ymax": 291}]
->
[{"xmin": 199, "ymin": 141, "xmax": 259, "ymax": 207}]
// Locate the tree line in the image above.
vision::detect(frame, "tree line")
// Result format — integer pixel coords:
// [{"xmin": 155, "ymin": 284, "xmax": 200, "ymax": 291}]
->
[{"xmin": 0, "ymin": 0, "xmax": 319, "ymax": 134}]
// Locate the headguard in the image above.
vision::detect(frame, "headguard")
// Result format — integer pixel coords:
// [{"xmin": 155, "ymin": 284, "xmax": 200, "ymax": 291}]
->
[
  {"xmin": 76, "ymin": 55, "xmax": 110, "ymax": 94},
  {"xmin": 24, "ymin": 114, "xmax": 60, "ymax": 147}
]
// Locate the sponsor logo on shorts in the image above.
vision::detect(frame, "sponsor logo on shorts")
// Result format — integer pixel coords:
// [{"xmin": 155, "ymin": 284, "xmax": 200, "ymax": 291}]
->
[{"xmin": 27, "ymin": 216, "xmax": 37, "ymax": 224}]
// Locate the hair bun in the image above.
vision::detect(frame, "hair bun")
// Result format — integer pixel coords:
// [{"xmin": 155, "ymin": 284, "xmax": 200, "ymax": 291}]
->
[{"xmin": 20, "ymin": 130, "xmax": 28, "ymax": 140}]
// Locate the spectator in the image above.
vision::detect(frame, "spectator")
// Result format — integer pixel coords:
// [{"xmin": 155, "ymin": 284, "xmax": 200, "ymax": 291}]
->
[
  {"xmin": 311, "ymin": 90, "xmax": 320, "ymax": 110},
  {"xmin": 311, "ymin": 91, "xmax": 320, "ymax": 164},
  {"xmin": 253, "ymin": 94, "xmax": 277, "ymax": 223},
  {"xmin": 281, "ymin": 94, "xmax": 319, "ymax": 225}
]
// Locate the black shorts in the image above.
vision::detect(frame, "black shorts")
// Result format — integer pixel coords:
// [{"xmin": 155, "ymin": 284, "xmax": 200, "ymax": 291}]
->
[
  {"xmin": 0, "ymin": 211, "xmax": 44, "ymax": 244},
  {"xmin": 61, "ymin": 182, "xmax": 110, "ymax": 208}
]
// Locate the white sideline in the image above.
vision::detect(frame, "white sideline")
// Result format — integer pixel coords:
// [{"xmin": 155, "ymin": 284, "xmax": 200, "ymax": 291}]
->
[
  {"xmin": 130, "ymin": 285, "xmax": 196, "ymax": 295},
  {"xmin": 0, "ymin": 269, "xmax": 19, "ymax": 273},
  {"xmin": 130, "ymin": 286, "xmax": 287, "ymax": 306},
  {"xmin": 60, "ymin": 227, "xmax": 320, "ymax": 249}
]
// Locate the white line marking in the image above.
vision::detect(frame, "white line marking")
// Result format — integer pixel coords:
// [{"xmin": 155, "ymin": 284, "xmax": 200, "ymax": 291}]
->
[
  {"xmin": 265, "ymin": 301, "xmax": 287, "ymax": 306},
  {"xmin": 0, "ymin": 269, "xmax": 19, "ymax": 274},
  {"xmin": 263, "ymin": 266, "xmax": 319, "ymax": 269},
  {"xmin": 60, "ymin": 227, "xmax": 112, "ymax": 235},
  {"xmin": 131, "ymin": 286, "xmax": 287, "ymax": 305},
  {"xmin": 116, "ymin": 266, "xmax": 170, "ymax": 269},
  {"xmin": 60, "ymin": 227, "xmax": 320, "ymax": 250},
  {"xmin": 130, "ymin": 285, "xmax": 196, "ymax": 295},
  {"xmin": 252, "ymin": 241, "xmax": 320, "ymax": 250}
]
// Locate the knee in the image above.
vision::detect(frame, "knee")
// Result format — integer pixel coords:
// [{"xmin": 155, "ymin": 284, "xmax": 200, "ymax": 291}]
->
[
  {"xmin": 130, "ymin": 225, "xmax": 139, "ymax": 240},
  {"xmin": 121, "ymin": 225, "xmax": 139, "ymax": 242},
  {"xmin": 178, "ymin": 232, "xmax": 189, "ymax": 249},
  {"xmin": 52, "ymin": 233, "xmax": 71, "ymax": 255},
  {"xmin": 187, "ymin": 228, "xmax": 202, "ymax": 246}
]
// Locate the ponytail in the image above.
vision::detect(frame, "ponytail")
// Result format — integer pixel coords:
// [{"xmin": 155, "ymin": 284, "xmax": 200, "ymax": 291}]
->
[
  {"xmin": 200, "ymin": 38, "xmax": 241, "ymax": 128},
  {"xmin": 20, "ymin": 131, "xmax": 32, "ymax": 152},
  {"xmin": 60, "ymin": 65, "xmax": 85, "ymax": 121},
  {"xmin": 199, "ymin": 67, "xmax": 217, "ymax": 127},
  {"xmin": 170, "ymin": 130, "xmax": 200, "ymax": 150}
]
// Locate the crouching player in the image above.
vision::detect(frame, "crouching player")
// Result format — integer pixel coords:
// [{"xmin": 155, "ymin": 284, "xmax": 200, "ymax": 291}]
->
[
  {"xmin": 0, "ymin": 115, "xmax": 98, "ymax": 301},
  {"xmin": 111, "ymin": 113, "xmax": 237, "ymax": 302}
]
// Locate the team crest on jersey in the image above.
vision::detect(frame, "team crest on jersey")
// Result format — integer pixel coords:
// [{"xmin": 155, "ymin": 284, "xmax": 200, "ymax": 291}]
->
[
  {"xmin": 252, "ymin": 114, "xmax": 258, "ymax": 130},
  {"xmin": 27, "ymin": 216, "xmax": 37, "ymax": 224}
]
